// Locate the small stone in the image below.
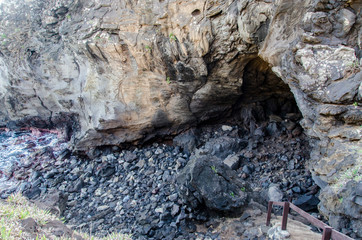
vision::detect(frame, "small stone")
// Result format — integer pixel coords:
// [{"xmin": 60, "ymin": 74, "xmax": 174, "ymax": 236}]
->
[
  {"xmin": 155, "ymin": 148, "xmax": 163, "ymax": 155},
  {"xmin": 242, "ymin": 165, "xmax": 253, "ymax": 175},
  {"xmin": 145, "ymin": 151, "xmax": 152, "ymax": 158},
  {"xmin": 122, "ymin": 196, "xmax": 130, "ymax": 203},
  {"xmin": 279, "ymin": 228, "xmax": 291, "ymax": 238},
  {"xmin": 95, "ymin": 188, "xmax": 102, "ymax": 196},
  {"xmin": 124, "ymin": 151, "xmax": 137, "ymax": 162},
  {"xmin": 155, "ymin": 207, "xmax": 163, "ymax": 213},
  {"xmin": 268, "ymin": 185, "xmax": 283, "ymax": 202},
  {"xmin": 223, "ymin": 155, "xmax": 240, "ymax": 170},
  {"xmin": 354, "ymin": 196, "xmax": 362, "ymax": 206},
  {"xmin": 292, "ymin": 186, "xmax": 301, "ymax": 193},
  {"xmin": 20, "ymin": 218, "xmax": 38, "ymax": 233},
  {"xmin": 221, "ymin": 125, "xmax": 233, "ymax": 131},
  {"xmin": 97, "ymin": 205, "xmax": 110, "ymax": 211},
  {"xmin": 44, "ymin": 170, "xmax": 57, "ymax": 179},
  {"xmin": 135, "ymin": 159, "xmax": 146, "ymax": 169},
  {"xmin": 169, "ymin": 193, "xmax": 178, "ymax": 202},
  {"xmin": 171, "ymin": 204, "xmax": 180, "ymax": 216},
  {"xmin": 288, "ymin": 161, "xmax": 295, "ymax": 170},
  {"xmin": 240, "ymin": 212, "xmax": 251, "ymax": 221}
]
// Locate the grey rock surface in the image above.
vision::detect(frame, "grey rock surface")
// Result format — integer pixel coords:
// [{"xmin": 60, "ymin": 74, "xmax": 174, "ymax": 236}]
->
[{"xmin": 177, "ymin": 155, "xmax": 248, "ymax": 213}]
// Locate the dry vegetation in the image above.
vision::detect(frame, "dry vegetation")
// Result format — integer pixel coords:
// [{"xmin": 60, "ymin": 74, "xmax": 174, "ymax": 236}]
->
[{"xmin": 0, "ymin": 193, "xmax": 132, "ymax": 240}]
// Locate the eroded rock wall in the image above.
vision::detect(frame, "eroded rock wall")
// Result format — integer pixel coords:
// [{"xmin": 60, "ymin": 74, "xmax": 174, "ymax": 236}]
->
[{"xmin": 0, "ymin": 0, "xmax": 361, "ymax": 234}]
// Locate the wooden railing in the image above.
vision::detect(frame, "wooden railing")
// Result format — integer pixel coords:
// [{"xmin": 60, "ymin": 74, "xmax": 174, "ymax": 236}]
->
[{"xmin": 266, "ymin": 201, "xmax": 354, "ymax": 240}]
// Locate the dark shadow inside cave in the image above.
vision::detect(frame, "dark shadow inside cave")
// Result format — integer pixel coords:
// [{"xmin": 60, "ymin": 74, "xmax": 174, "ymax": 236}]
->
[{"xmin": 229, "ymin": 57, "xmax": 302, "ymax": 135}]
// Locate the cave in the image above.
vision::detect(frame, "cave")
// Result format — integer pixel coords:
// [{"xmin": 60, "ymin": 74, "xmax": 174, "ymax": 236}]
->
[
  {"xmin": 1, "ymin": 0, "xmax": 361, "ymax": 238},
  {"xmin": 233, "ymin": 57, "xmax": 302, "ymax": 133},
  {"xmin": 174, "ymin": 57, "xmax": 318, "ymax": 229}
]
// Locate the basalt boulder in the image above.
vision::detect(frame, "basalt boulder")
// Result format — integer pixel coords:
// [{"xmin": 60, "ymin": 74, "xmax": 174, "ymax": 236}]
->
[{"xmin": 177, "ymin": 155, "xmax": 248, "ymax": 214}]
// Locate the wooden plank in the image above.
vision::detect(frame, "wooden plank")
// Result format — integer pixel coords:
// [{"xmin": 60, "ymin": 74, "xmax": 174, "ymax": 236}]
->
[
  {"xmin": 281, "ymin": 202, "xmax": 290, "ymax": 230},
  {"xmin": 289, "ymin": 203, "xmax": 327, "ymax": 229},
  {"xmin": 331, "ymin": 230, "xmax": 355, "ymax": 240},
  {"xmin": 322, "ymin": 226, "xmax": 332, "ymax": 240},
  {"xmin": 266, "ymin": 201, "xmax": 273, "ymax": 226},
  {"xmin": 266, "ymin": 202, "xmax": 354, "ymax": 240}
]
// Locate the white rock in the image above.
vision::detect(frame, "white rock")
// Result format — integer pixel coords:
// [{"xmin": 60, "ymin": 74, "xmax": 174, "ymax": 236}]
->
[
  {"xmin": 155, "ymin": 207, "xmax": 163, "ymax": 213},
  {"xmin": 97, "ymin": 205, "xmax": 109, "ymax": 211},
  {"xmin": 95, "ymin": 188, "xmax": 102, "ymax": 196},
  {"xmin": 221, "ymin": 125, "xmax": 233, "ymax": 131},
  {"xmin": 223, "ymin": 154, "xmax": 240, "ymax": 170}
]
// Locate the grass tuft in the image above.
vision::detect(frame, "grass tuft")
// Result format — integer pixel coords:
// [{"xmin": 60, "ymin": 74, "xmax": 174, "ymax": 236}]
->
[{"xmin": 0, "ymin": 193, "xmax": 132, "ymax": 240}]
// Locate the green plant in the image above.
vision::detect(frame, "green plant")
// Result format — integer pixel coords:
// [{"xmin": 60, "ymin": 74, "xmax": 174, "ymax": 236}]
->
[
  {"xmin": 145, "ymin": 45, "xmax": 152, "ymax": 51},
  {"xmin": 60, "ymin": 216, "xmax": 66, "ymax": 223},
  {"xmin": 332, "ymin": 162, "xmax": 362, "ymax": 191},
  {"xmin": 353, "ymin": 102, "xmax": 358, "ymax": 107},
  {"xmin": 166, "ymin": 76, "xmax": 171, "ymax": 84},
  {"xmin": 349, "ymin": 59, "xmax": 360, "ymax": 68},
  {"xmin": 0, "ymin": 226, "xmax": 11, "ymax": 240},
  {"xmin": 0, "ymin": 193, "xmax": 132, "ymax": 240},
  {"xmin": 229, "ymin": 192, "xmax": 235, "ymax": 197},
  {"xmin": 0, "ymin": 33, "xmax": 6, "ymax": 39},
  {"xmin": 240, "ymin": 187, "xmax": 246, "ymax": 192},
  {"xmin": 19, "ymin": 209, "xmax": 29, "ymax": 220},
  {"xmin": 169, "ymin": 33, "xmax": 177, "ymax": 41},
  {"xmin": 66, "ymin": 14, "xmax": 71, "ymax": 19},
  {"xmin": 35, "ymin": 235, "xmax": 48, "ymax": 240},
  {"xmin": 211, "ymin": 165, "xmax": 217, "ymax": 174},
  {"xmin": 339, "ymin": 197, "xmax": 343, "ymax": 203}
]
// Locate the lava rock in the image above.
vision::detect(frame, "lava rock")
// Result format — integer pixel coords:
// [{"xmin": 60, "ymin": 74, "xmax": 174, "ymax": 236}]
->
[
  {"xmin": 177, "ymin": 155, "xmax": 248, "ymax": 213},
  {"xmin": 24, "ymin": 187, "xmax": 41, "ymax": 199},
  {"xmin": 267, "ymin": 185, "xmax": 283, "ymax": 202},
  {"xmin": 33, "ymin": 190, "xmax": 68, "ymax": 216},
  {"xmin": 242, "ymin": 165, "xmax": 254, "ymax": 175},
  {"xmin": 98, "ymin": 163, "xmax": 115, "ymax": 178},
  {"xmin": 124, "ymin": 151, "xmax": 138, "ymax": 163},
  {"xmin": 292, "ymin": 194, "xmax": 319, "ymax": 211},
  {"xmin": 223, "ymin": 154, "xmax": 240, "ymax": 170},
  {"xmin": 173, "ymin": 129, "xmax": 200, "ymax": 155},
  {"xmin": 204, "ymin": 137, "xmax": 248, "ymax": 159}
]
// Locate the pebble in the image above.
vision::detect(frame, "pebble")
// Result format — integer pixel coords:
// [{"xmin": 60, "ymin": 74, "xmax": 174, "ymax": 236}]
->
[
  {"xmin": 97, "ymin": 205, "xmax": 110, "ymax": 211},
  {"xmin": 221, "ymin": 125, "xmax": 233, "ymax": 131}
]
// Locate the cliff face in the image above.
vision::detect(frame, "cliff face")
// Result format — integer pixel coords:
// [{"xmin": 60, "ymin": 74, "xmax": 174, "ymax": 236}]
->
[{"xmin": 0, "ymin": 0, "xmax": 361, "ymax": 234}]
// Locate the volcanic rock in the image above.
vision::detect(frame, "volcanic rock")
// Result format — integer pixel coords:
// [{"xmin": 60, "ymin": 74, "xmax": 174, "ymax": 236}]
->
[{"xmin": 177, "ymin": 155, "xmax": 248, "ymax": 213}]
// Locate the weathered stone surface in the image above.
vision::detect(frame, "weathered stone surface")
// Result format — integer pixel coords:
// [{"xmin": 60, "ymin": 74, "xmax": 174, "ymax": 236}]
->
[
  {"xmin": 173, "ymin": 129, "xmax": 199, "ymax": 155},
  {"xmin": 33, "ymin": 190, "xmax": 68, "ymax": 216},
  {"xmin": 177, "ymin": 156, "xmax": 248, "ymax": 213},
  {"xmin": 292, "ymin": 195, "xmax": 320, "ymax": 212},
  {"xmin": 267, "ymin": 185, "xmax": 283, "ymax": 202},
  {"xmin": 223, "ymin": 154, "xmax": 240, "ymax": 170}
]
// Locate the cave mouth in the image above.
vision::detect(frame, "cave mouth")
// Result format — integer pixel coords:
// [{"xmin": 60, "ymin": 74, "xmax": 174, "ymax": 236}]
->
[
  {"xmin": 232, "ymin": 57, "xmax": 302, "ymax": 133},
  {"xmin": 172, "ymin": 57, "xmax": 319, "ymax": 221},
  {"xmin": 198, "ymin": 57, "xmax": 303, "ymax": 136},
  {"xmin": 184, "ymin": 57, "xmax": 318, "ymax": 213}
]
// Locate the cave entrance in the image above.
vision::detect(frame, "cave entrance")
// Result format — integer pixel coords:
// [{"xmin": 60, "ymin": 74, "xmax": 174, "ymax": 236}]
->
[{"xmin": 233, "ymin": 57, "xmax": 302, "ymax": 136}]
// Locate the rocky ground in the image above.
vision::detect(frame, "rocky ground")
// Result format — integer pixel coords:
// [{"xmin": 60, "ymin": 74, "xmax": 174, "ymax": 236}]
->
[{"xmin": 0, "ymin": 113, "xmax": 338, "ymax": 240}]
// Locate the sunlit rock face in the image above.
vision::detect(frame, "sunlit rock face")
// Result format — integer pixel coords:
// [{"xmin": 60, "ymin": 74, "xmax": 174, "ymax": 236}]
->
[{"xmin": 0, "ymin": 0, "xmax": 361, "ymax": 234}]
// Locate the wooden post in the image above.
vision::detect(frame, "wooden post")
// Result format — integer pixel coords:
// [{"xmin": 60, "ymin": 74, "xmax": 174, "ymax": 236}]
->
[
  {"xmin": 322, "ymin": 226, "xmax": 332, "ymax": 240},
  {"xmin": 281, "ymin": 202, "xmax": 290, "ymax": 230},
  {"xmin": 266, "ymin": 201, "xmax": 273, "ymax": 226}
]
